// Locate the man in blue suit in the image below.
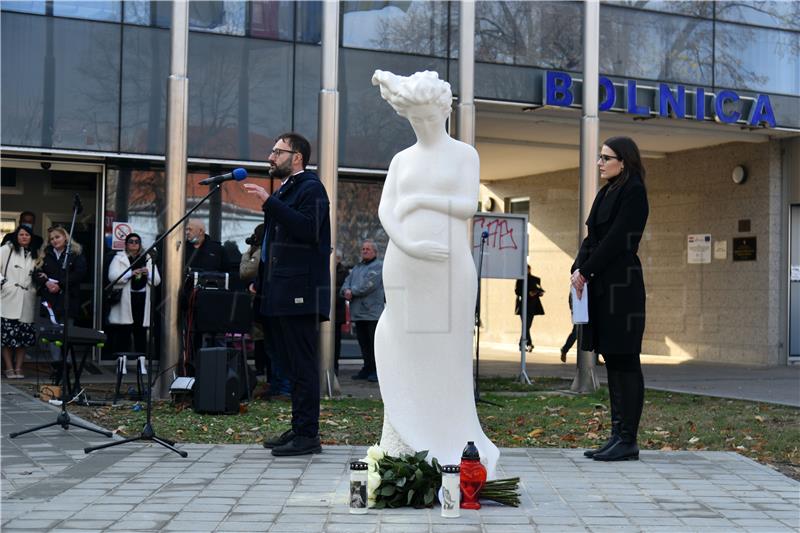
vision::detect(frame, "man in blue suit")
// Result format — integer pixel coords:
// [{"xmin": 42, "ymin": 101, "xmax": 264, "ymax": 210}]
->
[{"xmin": 244, "ymin": 132, "xmax": 331, "ymax": 456}]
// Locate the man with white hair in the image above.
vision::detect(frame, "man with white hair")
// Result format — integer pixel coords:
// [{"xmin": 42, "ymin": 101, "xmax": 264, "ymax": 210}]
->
[
  {"xmin": 341, "ymin": 240, "xmax": 384, "ymax": 383},
  {"xmin": 184, "ymin": 218, "xmax": 225, "ymax": 272}
]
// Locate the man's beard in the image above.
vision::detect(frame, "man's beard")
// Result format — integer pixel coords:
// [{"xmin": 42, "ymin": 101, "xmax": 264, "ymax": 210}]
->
[{"xmin": 270, "ymin": 161, "xmax": 291, "ymax": 179}]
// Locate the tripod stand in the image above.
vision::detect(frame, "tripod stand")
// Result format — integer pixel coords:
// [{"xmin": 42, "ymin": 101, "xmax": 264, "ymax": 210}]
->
[
  {"xmin": 10, "ymin": 194, "xmax": 113, "ymax": 441},
  {"xmin": 473, "ymin": 229, "xmax": 500, "ymax": 407},
  {"xmin": 84, "ymin": 182, "xmax": 226, "ymax": 457}
]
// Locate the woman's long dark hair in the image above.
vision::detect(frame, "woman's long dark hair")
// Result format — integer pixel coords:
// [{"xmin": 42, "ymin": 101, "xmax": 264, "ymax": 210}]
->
[
  {"xmin": 8, "ymin": 225, "xmax": 35, "ymax": 257},
  {"xmin": 604, "ymin": 136, "xmax": 646, "ymax": 190}
]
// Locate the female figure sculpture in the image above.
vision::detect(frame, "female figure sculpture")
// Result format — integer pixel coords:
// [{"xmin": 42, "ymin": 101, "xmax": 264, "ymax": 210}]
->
[{"xmin": 371, "ymin": 70, "xmax": 499, "ymax": 477}]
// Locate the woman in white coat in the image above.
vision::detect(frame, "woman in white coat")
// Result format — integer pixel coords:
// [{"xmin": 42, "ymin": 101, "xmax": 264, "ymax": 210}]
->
[
  {"xmin": 1, "ymin": 225, "xmax": 38, "ymax": 378},
  {"xmin": 107, "ymin": 233, "xmax": 160, "ymax": 354}
]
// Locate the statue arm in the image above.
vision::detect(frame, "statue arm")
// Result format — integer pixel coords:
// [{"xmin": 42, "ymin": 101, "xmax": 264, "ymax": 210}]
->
[
  {"xmin": 379, "ymin": 158, "xmax": 448, "ymax": 262},
  {"xmin": 396, "ymin": 194, "xmax": 476, "ymax": 220},
  {"xmin": 395, "ymin": 146, "xmax": 479, "ymax": 220}
]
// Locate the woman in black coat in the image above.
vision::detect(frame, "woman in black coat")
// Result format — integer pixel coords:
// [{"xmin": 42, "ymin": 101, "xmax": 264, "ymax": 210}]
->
[
  {"xmin": 34, "ymin": 226, "xmax": 88, "ymax": 323},
  {"xmin": 514, "ymin": 265, "xmax": 544, "ymax": 352},
  {"xmin": 570, "ymin": 136, "xmax": 649, "ymax": 462}
]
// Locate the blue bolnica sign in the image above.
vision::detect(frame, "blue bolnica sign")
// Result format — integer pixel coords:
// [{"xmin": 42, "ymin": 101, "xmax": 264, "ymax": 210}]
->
[{"xmin": 545, "ymin": 71, "xmax": 776, "ymax": 128}]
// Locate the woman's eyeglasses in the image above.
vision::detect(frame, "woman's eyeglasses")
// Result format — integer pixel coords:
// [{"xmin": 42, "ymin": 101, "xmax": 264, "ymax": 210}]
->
[
  {"xmin": 597, "ymin": 154, "xmax": 621, "ymax": 162},
  {"xmin": 127, "ymin": 239, "xmax": 141, "ymax": 244}
]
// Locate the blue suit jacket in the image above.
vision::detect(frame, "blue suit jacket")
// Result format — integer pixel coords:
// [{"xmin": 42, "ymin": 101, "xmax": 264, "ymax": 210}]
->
[{"xmin": 257, "ymin": 170, "xmax": 331, "ymax": 320}]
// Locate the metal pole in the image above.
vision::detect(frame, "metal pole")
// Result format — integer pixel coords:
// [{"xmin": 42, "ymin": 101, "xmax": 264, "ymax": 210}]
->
[
  {"xmin": 571, "ymin": 0, "xmax": 600, "ymax": 393},
  {"xmin": 318, "ymin": 0, "xmax": 341, "ymax": 398},
  {"xmin": 158, "ymin": 0, "xmax": 189, "ymax": 398},
  {"xmin": 457, "ymin": 0, "xmax": 476, "ymax": 146}
]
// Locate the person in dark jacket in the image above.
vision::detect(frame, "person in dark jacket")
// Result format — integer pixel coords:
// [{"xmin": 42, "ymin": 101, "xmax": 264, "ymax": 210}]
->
[
  {"xmin": 514, "ymin": 265, "xmax": 544, "ymax": 352},
  {"xmin": 244, "ymin": 132, "xmax": 331, "ymax": 457},
  {"xmin": 34, "ymin": 226, "xmax": 88, "ymax": 369},
  {"xmin": 571, "ymin": 136, "xmax": 649, "ymax": 462},
  {"xmin": 34, "ymin": 225, "xmax": 87, "ymax": 323},
  {"xmin": 333, "ymin": 249, "xmax": 348, "ymax": 376},
  {"xmin": 184, "ymin": 219, "xmax": 226, "ymax": 272}
]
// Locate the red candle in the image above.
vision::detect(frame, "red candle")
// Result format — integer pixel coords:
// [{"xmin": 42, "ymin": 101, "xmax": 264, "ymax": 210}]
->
[{"xmin": 459, "ymin": 441, "xmax": 486, "ymax": 509}]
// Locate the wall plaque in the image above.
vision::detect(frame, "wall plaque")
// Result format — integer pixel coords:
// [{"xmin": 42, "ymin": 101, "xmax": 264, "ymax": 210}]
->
[{"xmin": 732, "ymin": 237, "xmax": 757, "ymax": 261}]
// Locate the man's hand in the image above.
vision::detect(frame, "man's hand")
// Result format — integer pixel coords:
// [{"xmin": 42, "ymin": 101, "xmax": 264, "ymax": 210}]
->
[
  {"xmin": 343, "ymin": 289, "xmax": 353, "ymax": 301},
  {"xmin": 248, "ymin": 282, "xmax": 257, "ymax": 295},
  {"xmin": 45, "ymin": 280, "xmax": 60, "ymax": 294},
  {"xmin": 243, "ymin": 183, "xmax": 270, "ymax": 202}
]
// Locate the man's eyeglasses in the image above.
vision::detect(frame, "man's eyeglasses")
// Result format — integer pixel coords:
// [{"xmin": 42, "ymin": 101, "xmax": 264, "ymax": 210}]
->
[
  {"xmin": 597, "ymin": 154, "xmax": 621, "ymax": 162},
  {"xmin": 269, "ymin": 148, "xmax": 297, "ymax": 157}
]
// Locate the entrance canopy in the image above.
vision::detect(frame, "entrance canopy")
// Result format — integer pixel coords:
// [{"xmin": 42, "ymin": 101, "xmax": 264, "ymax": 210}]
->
[{"xmin": 475, "ymin": 101, "xmax": 798, "ymax": 181}]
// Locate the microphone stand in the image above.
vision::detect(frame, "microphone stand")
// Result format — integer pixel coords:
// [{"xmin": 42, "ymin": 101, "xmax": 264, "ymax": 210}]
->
[
  {"xmin": 474, "ymin": 231, "xmax": 500, "ymax": 407},
  {"xmin": 11, "ymin": 194, "xmax": 113, "ymax": 440},
  {"xmin": 85, "ymin": 182, "xmax": 224, "ymax": 457}
]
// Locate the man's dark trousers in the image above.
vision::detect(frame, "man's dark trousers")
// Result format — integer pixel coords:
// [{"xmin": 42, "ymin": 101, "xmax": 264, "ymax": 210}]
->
[
  {"xmin": 268, "ymin": 315, "xmax": 320, "ymax": 438},
  {"xmin": 354, "ymin": 320, "xmax": 378, "ymax": 375}
]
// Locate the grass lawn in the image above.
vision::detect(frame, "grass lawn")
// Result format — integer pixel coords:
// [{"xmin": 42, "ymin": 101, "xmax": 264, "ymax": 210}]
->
[{"xmin": 65, "ymin": 377, "xmax": 800, "ymax": 480}]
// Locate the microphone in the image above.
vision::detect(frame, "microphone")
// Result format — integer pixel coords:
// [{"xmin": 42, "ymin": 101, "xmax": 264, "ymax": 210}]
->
[
  {"xmin": 199, "ymin": 168, "xmax": 247, "ymax": 186},
  {"xmin": 73, "ymin": 193, "xmax": 83, "ymax": 214},
  {"xmin": 481, "ymin": 229, "xmax": 489, "ymax": 241}
]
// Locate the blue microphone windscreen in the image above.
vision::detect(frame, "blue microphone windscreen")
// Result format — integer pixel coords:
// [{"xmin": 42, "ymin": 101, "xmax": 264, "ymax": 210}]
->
[{"xmin": 233, "ymin": 168, "xmax": 248, "ymax": 181}]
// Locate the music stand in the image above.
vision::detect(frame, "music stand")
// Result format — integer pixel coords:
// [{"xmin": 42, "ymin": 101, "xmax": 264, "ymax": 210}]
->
[
  {"xmin": 84, "ymin": 182, "xmax": 225, "ymax": 457},
  {"xmin": 10, "ymin": 194, "xmax": 113, "ymax": 440},
  {"xmin": 474, "ymin": 230, "xmax": 500, "ymax": 407}
]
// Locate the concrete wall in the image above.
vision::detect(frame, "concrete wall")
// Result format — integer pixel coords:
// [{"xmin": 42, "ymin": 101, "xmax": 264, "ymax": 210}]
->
[{"xmin": 480, "ymin": 140, "xmax": 786, "ymax": 365}]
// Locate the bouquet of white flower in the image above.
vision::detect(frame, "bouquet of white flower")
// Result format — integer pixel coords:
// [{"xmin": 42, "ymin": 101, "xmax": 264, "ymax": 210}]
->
[{"xmin": 362, "ymin": 445, "xmax": 442, "ymax": 509}]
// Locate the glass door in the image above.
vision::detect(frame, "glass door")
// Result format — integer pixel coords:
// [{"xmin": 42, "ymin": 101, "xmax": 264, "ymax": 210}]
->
[{"xmin": 1, "ymin": 159, "xmax": 104, "ymax": 335}]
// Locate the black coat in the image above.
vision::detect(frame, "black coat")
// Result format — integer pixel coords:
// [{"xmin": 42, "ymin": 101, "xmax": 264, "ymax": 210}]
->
[
  {"xmin": 34, "ymin": 246, "xmax": 87, "ymax": 321},
  {"xmin": 515, "ymin": 274, "xmax": 545, "ymax": 316},
  {"xmin": 256, "ymin": 170, "xmax": 331, "ymax": 320},
  {"xmin": 335, "ymin": 262, "xmax": 348, "ymax": 325},
  {"xmin": 185, "ymin": 235, "xmax": 226, "ymax": 272},
  {"xmin": 571, "ymin": 174, "xmax": 649, "ymax": 354}
]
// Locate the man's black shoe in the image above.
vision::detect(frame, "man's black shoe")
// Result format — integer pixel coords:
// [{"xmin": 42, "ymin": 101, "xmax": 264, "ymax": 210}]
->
[
  {"xmin": 367, "ymin": 373, "xmax": 379, "ymax": 383},
  {"xmin": 271, "ymin": 435, "xmax": 322, "ymax": 456},
  {"xmin": 351, "ymin": 369, "xmax": 369, "ymax": 380},
  {"xmin": 262, "ymin": 429, "xmax": 295, "ymax": 449}
]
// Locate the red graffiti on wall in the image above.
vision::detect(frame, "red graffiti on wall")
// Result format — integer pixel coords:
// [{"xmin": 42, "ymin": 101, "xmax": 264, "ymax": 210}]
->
[{"xmin": 473, "ymin": 217, "xmax": 518, "ymax": 251}]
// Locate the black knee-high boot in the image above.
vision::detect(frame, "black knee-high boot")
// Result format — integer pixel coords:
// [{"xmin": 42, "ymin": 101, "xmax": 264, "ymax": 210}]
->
[
  {"xmin": 594, "ymin": 367, "xmax": 643, "ymax": 461},
  {"xmin": 584, "ymin": 367, "xmax": 622, "ymax": 458}
]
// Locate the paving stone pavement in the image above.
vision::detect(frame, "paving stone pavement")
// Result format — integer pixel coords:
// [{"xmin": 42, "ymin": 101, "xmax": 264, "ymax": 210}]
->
[{"xmin": 2, "ymin": 383, "xmax": 799, "ymax": 532}]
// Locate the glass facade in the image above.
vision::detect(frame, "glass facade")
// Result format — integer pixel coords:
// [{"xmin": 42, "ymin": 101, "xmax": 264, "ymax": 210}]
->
[
  {"xmin": 1, "ymin": 13, "xmax": 121, "ymax": 151},
  {"xmin": 715, "ymin": 23, "xmax": 800, "ymax": 95},
  {"xmin": 1, "ymin": 0, "xmax": 799, "ymax": 164},
  {"xmin": 600, "ymin": 6, "xmax": 713, "ymax": 86}
]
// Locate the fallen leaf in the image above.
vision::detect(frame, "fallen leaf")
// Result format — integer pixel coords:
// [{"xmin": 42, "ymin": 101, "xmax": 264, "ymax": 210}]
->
[
  {"xmin": 225, "ymin": 428, "xmax": 234, "ymax": 435},
  {"xmin": 688, "ymin": 437, "xmax": 700, "ymax": 444},
  {"xmin": 528, "ymin": 428, "xmax": 544, "ymax": 438},
  {"xmin": 755, "ymin": 415, "xmax": 764, "ymax": 422}
]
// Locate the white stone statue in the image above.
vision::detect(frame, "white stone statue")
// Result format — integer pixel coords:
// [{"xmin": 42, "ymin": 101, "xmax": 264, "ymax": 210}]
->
[{"xmin": 371, "ymin": 70, "xmax": 499, "ymax": 478}]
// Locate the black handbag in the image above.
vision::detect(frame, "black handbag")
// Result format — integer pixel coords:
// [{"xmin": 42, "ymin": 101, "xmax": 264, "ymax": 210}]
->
[{"xmin": 106, "ymin": 288, "xmax": 123, "ymax": 306}]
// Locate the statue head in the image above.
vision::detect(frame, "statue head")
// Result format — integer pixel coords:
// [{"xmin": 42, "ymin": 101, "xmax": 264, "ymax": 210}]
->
[{"xmin": 372, "ymin": 70, "xmax": 452, "ymax": 121}]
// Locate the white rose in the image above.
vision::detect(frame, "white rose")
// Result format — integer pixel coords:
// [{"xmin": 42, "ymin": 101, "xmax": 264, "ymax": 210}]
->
[
  {"xmin": 367, "ymin": 470, "xmax": 382, "ymax": 507},
  {"xmin": 366, "ymin": 445, "xmax": 385, "ymax": 462}
]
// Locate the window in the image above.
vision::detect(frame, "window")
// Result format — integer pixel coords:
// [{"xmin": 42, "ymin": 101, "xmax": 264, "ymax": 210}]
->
[
  {"xmin": 715, "ymin": 23, "xmax": 800, "ymax": 95},
  {"xmin": 600, "ymin": 6, "xmax": 713, "ymax": 85},
  {"xmin": 508, "ymin": 198, "xmax": 530, "ymax": 215},
  {"xmin": 342, "ymin": 1, "xmax": 450, "ymax": 57}
]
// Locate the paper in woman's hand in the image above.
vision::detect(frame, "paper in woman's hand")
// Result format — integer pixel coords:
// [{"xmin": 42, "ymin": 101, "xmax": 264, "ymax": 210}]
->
[{"xmin": 571, "ymin": 283, "xmax": 588, "ymax": 324}]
